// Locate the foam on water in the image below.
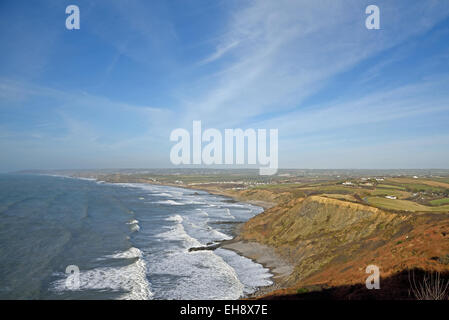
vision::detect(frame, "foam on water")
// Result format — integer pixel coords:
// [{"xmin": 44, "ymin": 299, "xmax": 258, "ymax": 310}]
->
[
  {"xmin": 214, "ymin": 248, "xmax": 273, "ymax": 295},
  {"xmin": 148, "ymin": 211, "xmax": 272, "ymax": 299},
  {"xmin": 156, "ymin": 215, "xmax": 202, "ymax": 248},
  {"xmin": 150, "ymin": 192, "xmax": 172, "ymax": 197},
  {"xmin": 166, "ymin": 214, "xmax": 183, "ymax": 223},
  {"xmin": 154, "ymin": 199, "xmax": 184, "ymax": 205},
  {"xmin": 99, "ymin": 182, "xmax": 271, "ymax": 298},
  {"xmin": 196, "ymin": 208, "xmax": 209, "ymax": 216},
  {"xmin": 106, "ymin": 246, "xmax": 142, "ymax": 259},
  {"xmin": 52, "ymin": 247, "xmax": 152, "ymax": 300},
  {"xmin": 148, "ymin": 247, "xmax": 245, "ymax": 299},
  {"xmin": 209, "ymin": 228, "xmax": 233, "ymax": 241},
  {"xmin": 185, "ymin": 218, "xmax": 233, "ymax": 242},
  {"xmin": 126, "ymin": 219, "xmax": 140, "ymax": 232},
  {"xmin": 225, "ymin": 208, "xmax": 236, "ymax": 219},
  {"xmin": 44, "ymin": 179, "xmax": 272, "ymax": 300}
]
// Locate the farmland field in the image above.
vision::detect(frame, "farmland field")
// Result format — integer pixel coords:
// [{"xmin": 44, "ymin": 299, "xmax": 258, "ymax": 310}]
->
[
  {"xmin": 370, "ymin": 189, "xmax": 411, "ymax": 199},
  {"xmin": 376, "ymin": 184, "xmax": 406, "ymax": 190},
  {"xmin": 429, "ymin": 197, "xmax": 449, "ymax": 206},
  {"xmin": 366, "ymin": 196, "xmax": 449, "ymax": 212}
]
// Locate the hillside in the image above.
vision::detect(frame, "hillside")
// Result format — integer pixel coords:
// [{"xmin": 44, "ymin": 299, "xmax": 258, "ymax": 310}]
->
[
  {"xmin": 70, "ymin": 170, "xmax": 449, "ymax": 299},
  {"xmin": 236, "ymin": 191, "xmax": 449, "ymax": 298}
]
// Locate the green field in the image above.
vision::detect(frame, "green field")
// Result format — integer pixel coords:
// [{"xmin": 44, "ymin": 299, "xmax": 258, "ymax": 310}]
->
[
  {"xmin": 366, "ymin": 196, "xmax": 449, "ymax": 212},
  {"xmin": 402, "ymin": 184, "xmax": 447, "ymax": 193},
  {"xmin": 370, "ymin": 189, "xmax": 410, "ymax": 199},
  {"xmin": 254, "ymin": 183, "xmax": 303, "ymax": 190},
  {"xmin": 431, "ymin": 178, "xmax": 449, "ymax": 184},
  {"xmin": 429, "ymin": 197, "xmax": 449, "ymax": 206},
  {"xmin": 385, "ymin": 178, "xmax": 449, "ymax": 192},
  {"xmin": 376, "ymin": 184, "xmax": 406, "ymax": 190}
]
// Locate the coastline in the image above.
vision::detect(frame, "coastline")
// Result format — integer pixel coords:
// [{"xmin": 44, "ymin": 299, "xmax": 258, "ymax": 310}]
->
[
  {"xmin": 26, "ymin": 173, "xmax": 449, "ymax": 300},
  {"xmin": 69, "ymin": 175, "xmax": 290, "ymax": 299},
  {"xmin": 221, "ymin": 240, "xmax": 293, "ymax": 298},
  {"xmin": 152, "ymin": 182, "xmax": 293, "ymax": 298}
]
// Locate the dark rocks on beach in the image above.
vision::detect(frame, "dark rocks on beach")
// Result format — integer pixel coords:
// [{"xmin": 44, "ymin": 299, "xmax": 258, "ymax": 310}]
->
[
  {"xmin": 223, "ymin": 199, "xmax": 237, "ymax": 203},
  {"xmin": 188, "ymin": 244, "xmax": 221, "ymax": 252},
  {"xmin": 188, "ymin": 237, "xmax": 238, "ymax": 252}
]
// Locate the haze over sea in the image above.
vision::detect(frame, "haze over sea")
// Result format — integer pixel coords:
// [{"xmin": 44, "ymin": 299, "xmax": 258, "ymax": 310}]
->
[{"xmin": 0, "ymin": 174, "xmax": 272, "ymax": 299}]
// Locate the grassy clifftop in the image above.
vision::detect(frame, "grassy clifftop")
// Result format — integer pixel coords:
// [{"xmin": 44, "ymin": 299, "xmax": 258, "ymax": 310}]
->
[{"xmin": 237, "ymin": 191, "xmax": 449, "ymax": 297}]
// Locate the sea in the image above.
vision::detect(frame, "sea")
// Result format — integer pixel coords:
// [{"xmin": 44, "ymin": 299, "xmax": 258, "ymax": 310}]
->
[{"xmin": 0, "ymin": 174, "xmax": 272, "ymax": 300}]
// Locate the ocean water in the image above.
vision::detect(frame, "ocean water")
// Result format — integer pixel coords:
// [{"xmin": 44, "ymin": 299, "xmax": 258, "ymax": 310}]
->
[{"xmin": 0, "ymin": 174, "xmax": 272, "ymax": 300}]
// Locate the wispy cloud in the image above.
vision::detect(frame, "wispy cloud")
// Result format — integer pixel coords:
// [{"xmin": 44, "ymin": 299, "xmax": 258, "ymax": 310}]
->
[
  {"xmin": 200, "ymin": 40, "xmax": 240, "ymax": 65},
  {"xmin": 255, "ymin": 75, "xmax": 449, "ymax": 137},
  {"xmin": 178, "ymin": 0, "xmax": 449, "ymax": 128},
  {"xmin": 1, "ymin": 0, "xmax": 449, "ymax": 170},
  {"xmin": 0, "ymin": 78, "xmax": 174, "ymax": 169}
]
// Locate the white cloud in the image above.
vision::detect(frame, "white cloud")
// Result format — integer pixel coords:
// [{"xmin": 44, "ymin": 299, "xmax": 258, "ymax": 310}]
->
[
  {"xmin": 0, "ymin": 78, "xmax": 175, "ymax": 170},
  {"xmin": 2, "ymin": 1, "xmax": 449, "ymax": 170},
  {"xmin": 200, "ymin": 40, "xmax": 240, "ymax": 64},
  {"xmin": 254, "ymin": 75, "xmax": 449, "ymax": 138},
  {"xmin": 178, "ymin": 0, "xmax": 449, "ymax": 129}
]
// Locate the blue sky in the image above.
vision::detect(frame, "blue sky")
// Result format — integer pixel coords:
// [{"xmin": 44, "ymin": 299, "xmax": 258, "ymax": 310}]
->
[{"xmin": 1, "ymin": 0, "xmax": 449, "ymax": 172}]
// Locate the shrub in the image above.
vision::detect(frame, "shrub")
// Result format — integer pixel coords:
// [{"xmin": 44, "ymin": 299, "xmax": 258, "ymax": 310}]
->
[
  {"xmin": 296, "ymin": 288, "xmax": 309, "ymax": 295},
  {"xmin": 409, "ymin": 271, "xmax": 449, "ymax": 300},
  {"xmin": 438, "ymin": 255, "xmax": 449, "ymax": 265}
]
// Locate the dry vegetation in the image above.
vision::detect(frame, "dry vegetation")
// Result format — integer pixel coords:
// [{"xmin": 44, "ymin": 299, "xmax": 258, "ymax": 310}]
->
[{"xmin": 71, "ymin": 169, "xmax": 449, "ymax": 299}]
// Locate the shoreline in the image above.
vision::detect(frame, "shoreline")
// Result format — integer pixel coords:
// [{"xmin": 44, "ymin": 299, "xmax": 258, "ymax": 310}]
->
[
  {"xmin": 221, "ymin": 240, "xmax": 293, "ymax": 298},
  {"xmin": 158, "ymin": 183, "xmax": 293, "ymax": 298},
  {"xmin": 154, "ymin": 182, "xmax": 293, "ymax": 298},
  {"xmin": 68, "ymin": 175, "xmax": 291, "ymax": 298},
  {"xmin": 188, "ymin": 222, "xmax": 293, "ymax": 299}
]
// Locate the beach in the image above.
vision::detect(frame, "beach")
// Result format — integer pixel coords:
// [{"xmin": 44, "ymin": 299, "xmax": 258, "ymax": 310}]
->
[
  {"xmin": 92, "ymin": 176, "xmax": 294, "ymax": 298},
  {"xmin": 221, "ymin": 240, "xmax": 293, "ymax": 297},
  {"xmin": 0, "ymin": 174, "xmax": 279, "ymax": 299},
  {"xmin": 176, "ymin": 185, "xmax": 293, "ymax": 298}
]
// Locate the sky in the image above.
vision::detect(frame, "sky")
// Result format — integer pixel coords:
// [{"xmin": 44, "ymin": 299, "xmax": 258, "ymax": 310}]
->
[{"xmin": 1, "ymin": 0, "xmax": 449, "ymax": 172}]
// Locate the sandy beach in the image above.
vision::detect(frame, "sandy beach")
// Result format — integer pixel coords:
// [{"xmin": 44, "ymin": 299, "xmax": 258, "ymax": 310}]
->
[
  {"xmin": 201, "ymin": 191, "xmax": 294, "ymax": 298},
  {"xmin": 221, "ymin": 240, "xmax": 293, "ymax": 298},
  {"xmin": 182, "ymin": 187, "xmax": 293, "ymax": 298}
]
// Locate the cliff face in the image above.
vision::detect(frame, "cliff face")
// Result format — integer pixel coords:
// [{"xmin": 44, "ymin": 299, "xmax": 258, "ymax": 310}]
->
[{"xmin": 239, "ymin": 194, "xmax": 449, "ymax": 293}]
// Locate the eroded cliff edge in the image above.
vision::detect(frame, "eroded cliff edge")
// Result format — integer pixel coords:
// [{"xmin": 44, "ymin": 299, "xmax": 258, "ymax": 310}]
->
[{"xmin": 231, "ymin": 190, "xmax": 449, "ymax": 298}]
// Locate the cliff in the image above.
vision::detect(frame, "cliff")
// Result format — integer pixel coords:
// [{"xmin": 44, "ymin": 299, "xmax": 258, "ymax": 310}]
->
[{"xmin": 237, "ymin": 193, "xmax": 449, "ymax": 296}]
